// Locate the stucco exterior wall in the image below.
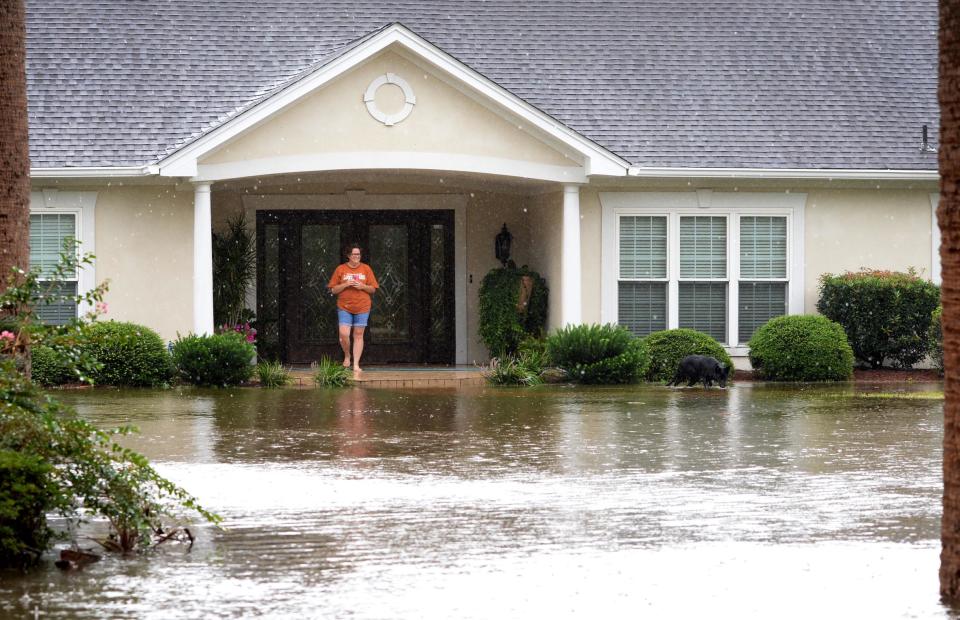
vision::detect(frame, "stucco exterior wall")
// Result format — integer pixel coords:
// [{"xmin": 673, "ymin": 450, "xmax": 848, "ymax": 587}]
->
[
  {"xmin": 524, "ymin": 192, "xmax": 564, "ymax": 332},
  {"xmin": 804, "ymin": 189, "xmax": 935, "ymax": 312},
  {"xmin": 200, "ymin": 49, "xmax": 578, "ymax": 170},
  {"xmin": 95, "ymin": 185, "xmax": 194, "ymax": 341}
]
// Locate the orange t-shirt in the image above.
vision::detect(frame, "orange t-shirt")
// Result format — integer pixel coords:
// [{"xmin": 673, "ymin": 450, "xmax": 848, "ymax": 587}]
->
[{"xmin": 328, "ymin": 262, "xmax": 379, "ymax": 314}]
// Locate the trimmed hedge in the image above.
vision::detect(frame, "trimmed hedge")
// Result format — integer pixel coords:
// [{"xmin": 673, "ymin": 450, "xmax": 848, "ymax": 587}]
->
[
  {"xmin": 478, "ymin": 266, "xmax": 548, "ymax": 357},
  {"xmin": 172, "ymin": 332, "xmax": 255, "ymax": 386},
  {"xmin": 930, "ymin": 305, "xmax": 944, "ymax": 376},
  {"xmin": 748, "ymin": 314, "xmax": 854, "ymax": 381},
  {"xmin": 817, "ymin": 269, "xmax": 940, "ymax": 368},
  {"xmin": 643, "ymin": 329, "xmax": 732, "ymax": 383},
  {"xmin": 30, "ymin": 345, "xmax": 75, "ymax": 386},
  {"xmin": 83, "ymin": 321, "xmax": 175, "ymax": 387},
  {"xmin": 546, "ymin": 323, "xmax": 649, "ymax": 384}
]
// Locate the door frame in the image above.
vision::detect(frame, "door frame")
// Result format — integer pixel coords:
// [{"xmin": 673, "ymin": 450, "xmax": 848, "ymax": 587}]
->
[{"xmin": 243, "ymin": 193, "xmax": 468, "ymax": 363}]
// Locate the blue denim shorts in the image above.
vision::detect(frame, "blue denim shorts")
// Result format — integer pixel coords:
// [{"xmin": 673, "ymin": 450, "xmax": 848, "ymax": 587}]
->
[{"xmin": 338, "ymin": 309, "xmax": 370, "ymax": 327}]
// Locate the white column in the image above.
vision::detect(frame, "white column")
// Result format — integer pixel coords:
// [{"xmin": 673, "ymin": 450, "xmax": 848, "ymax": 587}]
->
[
  {"xmin": 562, "ymin": 184, "xmax": 582, "ymax": 326},
  {"xmin": 193, "ymin": 182, "xmax": 214, "ymax": 335}
]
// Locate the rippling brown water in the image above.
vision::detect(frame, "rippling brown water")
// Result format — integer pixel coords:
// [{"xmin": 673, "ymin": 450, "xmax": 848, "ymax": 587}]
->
[{"xmin": 0, "ymin": 383, "xmax": 951, "ymax": 618}]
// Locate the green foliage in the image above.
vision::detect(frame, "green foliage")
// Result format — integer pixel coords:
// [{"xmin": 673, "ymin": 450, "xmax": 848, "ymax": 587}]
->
[
  {"xmin": 478, "ymin": 267, "xmax": 549, "ymax": 357},
  {"xmin": 930, "ymin": 305, "xmax": 944, "ymax": 376},
  {"xmin": 312, "ymin": 357, "xmax": 351, "ymax": 387},
  {"xmin": 0, "ymin": 450, "xmax": 55, "ymax": 566},
  {"xmin": 256, "ymin": 361, "xmax": 291, "ymax": 388},
  {"xmin": 643, "ymin": 329, "xmax": 733, "ymax": 383},
  {"xmin": 30, "ymin": 344, "xmax": 74, "ymax": 386},
  {"xmin": 0, "ymin": 243, "xmax": 108, "ymax": 383},
  {"xmin": 748, "ymin": 315, "xmax": 854, "ymax": 381},
  {"xmin": 484, "ymin": 353, "xmax": 545, "ymax": 386},
  {"xmin": 213, "ymin": 214, "xmax": 257, "ymax": 328},
  {"xmin": 82, "ymin": 321, "xmax": 175, "ymax": 387},
  {"xmin": 817, "ymin": 269, "xmax": 940, "ymax": 368},
  {"xmin": 172, "ymin": 332, "xmax": 255, "ymax": 387},
  {"xmin": 0, "ymin": 360, "xmax": 220, "ymax": 562},
  {"xmin": 546, "ymin": 323, "xmax": 650, "ymax": 384}
]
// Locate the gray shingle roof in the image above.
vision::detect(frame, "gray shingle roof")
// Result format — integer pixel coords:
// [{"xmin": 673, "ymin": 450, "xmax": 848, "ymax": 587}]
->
[{"xmin": 26, "ymin": 0, "xmax": 939, "ymax": 171}]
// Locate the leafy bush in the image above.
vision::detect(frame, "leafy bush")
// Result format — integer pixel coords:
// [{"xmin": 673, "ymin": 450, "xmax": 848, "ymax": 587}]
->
[
  {"xmin": 748, "ymin": 315, "xmax": 854, "ymax": 381},
  {"xmin": 313, "ymin": 357, "xmax": 352, "ymax": 387},
  {"xmin": 817, "ymin": 269, "xmax": 940, "ymax": 368},
  {"xmin": 0, "ymin": 450, "xmax": 55, "ymax": 566},
  {"xmin": 83, "ymin": 321, "xmax": 174, "ymax": 387},
  {"xmin": 213, "ymin": 214, "xmax": 256, "ymax": 328},
  {"xmin": 478, "ymin": 266, "xmax": 548, "ymax": 357},
  {"xmin": 30, "ymin": 344, "xmax": 74, "ymax": 386},
  {"xmin": 172, "ymin": 332, "xmax": 255, "ymax": 386},
  {"xmin": 643, "ymin": 329, "xmax": 733, "ymax": 383},
  {"xmin": 0, "ymin": 360, "xmax": 220, "ymax": 563},
  {"xmin": 484, "ymin": 354, "xmax": 545, "ymax": 386},
  {"xmin": 930, "ymin": 305, "xmax": 944, "ymax": 376},
  {"xmin": 256, "ymin": 361, "xmax": 291, "ymax": 388},
  {"xmin": 546, "ymin": 323, "xmax": 649, "ymax": 384}
]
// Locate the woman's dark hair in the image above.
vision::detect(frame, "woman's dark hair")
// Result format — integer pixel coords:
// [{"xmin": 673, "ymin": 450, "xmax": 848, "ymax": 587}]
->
[{"xmin": 343, "ymin": 243, "xmax": 363, "ymax": 260}]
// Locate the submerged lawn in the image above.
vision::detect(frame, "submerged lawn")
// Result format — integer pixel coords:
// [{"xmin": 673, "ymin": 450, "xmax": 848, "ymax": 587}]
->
[{"xmin": 0, "ymin": 381, "xmax": 949, "ymax": 619}]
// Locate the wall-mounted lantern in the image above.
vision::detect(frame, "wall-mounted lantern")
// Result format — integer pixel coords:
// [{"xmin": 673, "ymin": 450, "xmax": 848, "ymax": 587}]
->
[{"xmin": 495, "ymin": 223, "xmax": 512, "ymax": 267}]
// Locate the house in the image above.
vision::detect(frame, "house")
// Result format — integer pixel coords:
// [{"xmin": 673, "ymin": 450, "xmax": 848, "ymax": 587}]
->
[{"xmin": 24, "ymin": 1, "xmax": 940, "ymax": 366}]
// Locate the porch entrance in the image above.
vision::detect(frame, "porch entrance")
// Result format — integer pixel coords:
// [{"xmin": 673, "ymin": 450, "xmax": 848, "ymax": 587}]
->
[{"xmin": 257, "ymin": 209, "xmax": 455, "ymax": 365}]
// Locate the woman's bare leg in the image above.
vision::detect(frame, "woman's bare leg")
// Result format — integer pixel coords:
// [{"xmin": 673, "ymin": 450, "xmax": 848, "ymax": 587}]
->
[
  {"xmin": 338, "ymin": 324, "xmax": 352, "ymax": 367},
  {"xmin": 352, "ymin": 326, "xmax": 365, "ymax": 372}
]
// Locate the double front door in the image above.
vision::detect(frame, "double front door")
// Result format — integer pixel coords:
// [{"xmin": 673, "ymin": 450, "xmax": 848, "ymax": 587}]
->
[{"xmin": 257, "ymin": 210, "xmax": 455, "ymax": 364}]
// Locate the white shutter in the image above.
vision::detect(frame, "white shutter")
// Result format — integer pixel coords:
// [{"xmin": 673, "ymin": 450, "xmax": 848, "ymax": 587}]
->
[
  {"xmin": 740, "ymin": 216, "xmax": 786, "ymax": 279},
  {"xmin": 619, "ymin": 216, "xmax": 667, "ymax": 279},
  {"xmin": 680, "ymin": 216, "xmax": 726, "ymax": 279}
]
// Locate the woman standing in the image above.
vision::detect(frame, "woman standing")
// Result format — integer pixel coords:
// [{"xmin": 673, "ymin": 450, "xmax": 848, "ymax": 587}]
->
[{"xmin": 327, "ymin": 244, "xmax": 378, "ymax": 373}]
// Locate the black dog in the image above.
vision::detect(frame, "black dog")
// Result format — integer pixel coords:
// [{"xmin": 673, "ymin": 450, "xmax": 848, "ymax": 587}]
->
[{"xmin": 668, "ymin": 355, "xmax": 730, "ymax": 388}]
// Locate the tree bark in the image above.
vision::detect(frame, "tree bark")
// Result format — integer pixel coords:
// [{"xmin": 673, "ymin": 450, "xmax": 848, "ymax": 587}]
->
[
  {"xmin": 941, "ymin": 0, "xmax": 960, "ymax": 604},
  {"xmin": 0, "ymin": 0, "xmax": 30, "ymax": 288}
]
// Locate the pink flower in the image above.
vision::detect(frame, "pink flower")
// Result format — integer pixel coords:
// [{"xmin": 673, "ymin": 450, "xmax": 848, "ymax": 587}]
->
[
  {"xmin": 95, "ymin": 301, "xmax": 109, "ymax": 314},
  {"xmin": 0, "ymin": 331, "xmax": 14, "ymax": 341}
]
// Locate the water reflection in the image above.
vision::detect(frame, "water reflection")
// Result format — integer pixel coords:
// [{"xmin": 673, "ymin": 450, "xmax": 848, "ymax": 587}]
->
[{"xmin": 0, "ymin": 383, "xmax": 950, "ymax": 619}]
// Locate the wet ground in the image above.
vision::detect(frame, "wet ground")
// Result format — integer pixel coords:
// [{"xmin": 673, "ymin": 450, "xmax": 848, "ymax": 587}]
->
[{"xmin": 0, "ymin": 382, "xmax": 952, "ymax": 618}]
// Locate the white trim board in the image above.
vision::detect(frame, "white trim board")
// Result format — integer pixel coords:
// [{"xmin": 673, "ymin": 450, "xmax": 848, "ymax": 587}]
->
[
  {"xmin": 599, "ymin": 191, "xmax": 806, "ymax": 355},
  {"xmin": 159, "ymin": 24, "xmax": 626, "ymax": 179},
  {"xmin": 242, "ymin": 193, "xmax": 469, "ymax": 364},
  {"xmin": 197, "ymin": 152, "xmax": 587, "ymax": 184},
  {"xmin": 29, "ymin": 190, "xmax": 98, "ymax": 316}
]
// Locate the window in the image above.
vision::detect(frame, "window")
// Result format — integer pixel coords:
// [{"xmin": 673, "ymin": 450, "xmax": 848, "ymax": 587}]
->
[
  {"xmin": 29, "ymin": 213, "xmax": 78, "ymax": 325},
  {"xmin": 738, "ymin": 216, "xmax": 787, "ymax": 343},
  {"xmin": 679, "ymin": 216, "xmax": 727, "ymax": 342},
  {"xmin": 601, "ymin": 191, "xmax": 804, "ymax": 350},
  {"xmin": 617, "ymin": 215, "xmax": 667, "ymax": 336}
]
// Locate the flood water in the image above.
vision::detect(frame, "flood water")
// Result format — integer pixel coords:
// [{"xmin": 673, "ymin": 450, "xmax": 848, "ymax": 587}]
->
[{"xmin": 0, "ymin": 382, "xmax": 952, "ymax": 618}]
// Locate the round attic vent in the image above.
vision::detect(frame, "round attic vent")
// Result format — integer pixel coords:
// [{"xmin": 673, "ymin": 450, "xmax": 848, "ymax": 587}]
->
[{"xmin": 363, "ymin": 73, "xmax": 416, "ymax": 126}]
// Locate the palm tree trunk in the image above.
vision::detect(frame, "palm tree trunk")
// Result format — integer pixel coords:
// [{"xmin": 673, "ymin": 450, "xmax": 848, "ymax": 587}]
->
[
  {"xmin": 0, "ymin": 0, "xmax": 30, "ymax": 287},
  {"xmin": 941, "ymin": 0, "xmax": 960, "ymax": 603}
]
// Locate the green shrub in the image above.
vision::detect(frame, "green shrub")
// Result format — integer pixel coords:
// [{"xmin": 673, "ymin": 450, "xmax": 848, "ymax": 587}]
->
[
  {"xmin": 484, "ymin": 354, "xmax": 545, "ymax": 386},
  {"xmin": 478, "ymin": 266, "xmax": 549, "ymax": 357},
  {"xmin": 172, "ymin": 332, "xmax": 255, "ymax": 386},
  {"xmin": 546, "ymin": 323, "xmax": 649, "ymax": 384},
  {"xmin": 30, "ymin": 344, "xmax": 74, "ymax": 386},
  {"xmin": 930, "ymin": 305, "xmax": 944, "ymax": 376},
  {"xmin": 256, "ymin": 361, "xmax": 291, "ymax": 388},
  {"xmin": 0, "ymin": 450, "xmax": 55, "ymax": 566},
  {"xmin": 0, "ymin": 361, "xmax": 220, "ymax": 560},
  {"xmin": 643, "ymin": 329, "xmax": 733, "ymax": 383},
  {"xmin": 748, "ymin": 314, "xmax": 854, "ymax": 381},
  {"xmin": 312, "ymin": 357, "xmax": 352, "ymax": 387},
  {"xmin": 82, "ymin": 321, "xmax": 174, "ymax": 387},
  {"xmin": 817, "ymin": 269, "xmax": 940, "ymax": 368}
]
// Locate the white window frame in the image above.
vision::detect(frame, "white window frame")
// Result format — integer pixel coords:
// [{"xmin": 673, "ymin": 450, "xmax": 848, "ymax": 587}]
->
[
  {"xmin": 29, "ymin": 190, "xmax": 98, "ymax": 317},
  {"xmin": 600, "ymin": 191, "xmax": 806, "ymax": 356}
]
